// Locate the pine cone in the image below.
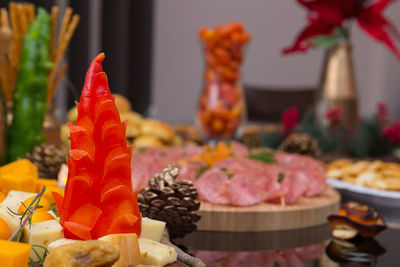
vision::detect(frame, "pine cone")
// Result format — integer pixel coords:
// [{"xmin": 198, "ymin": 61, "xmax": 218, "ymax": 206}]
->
[
  {"xmin": 279, "ymin": 133, "xmax": 321, "ymax": 158},
  {"xmin": 138, "ymin": 165, "xmax": 201, "ymax": 238},
  {"xmin": 26, "ymin": 144, "xmax": 64, "ymax": 179}
]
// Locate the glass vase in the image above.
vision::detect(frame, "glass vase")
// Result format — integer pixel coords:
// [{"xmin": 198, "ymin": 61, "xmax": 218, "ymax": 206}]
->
[{"xmin": 196, "ymin": 23, "xmax": 249, "ymax": 140}]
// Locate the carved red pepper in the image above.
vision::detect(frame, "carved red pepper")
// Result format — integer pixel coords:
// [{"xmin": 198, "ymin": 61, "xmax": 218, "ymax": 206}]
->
[{"xmin": 53, "ymin": 53, "xmax": 141, "ymax": 240}]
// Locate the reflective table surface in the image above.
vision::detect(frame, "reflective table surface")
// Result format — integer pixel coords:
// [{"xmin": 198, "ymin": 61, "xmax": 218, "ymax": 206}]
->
[{"xmin": 175, "ymin": 224, "xmax": 400, "ymax": 266}]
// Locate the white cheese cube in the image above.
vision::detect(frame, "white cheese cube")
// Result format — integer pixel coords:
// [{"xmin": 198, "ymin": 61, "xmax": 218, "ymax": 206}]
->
[
  {"xmin": 0, "ymin": 206, "xmax": 20, "ymax": 234},
  {"xmin": 0, "ymin": 190, "xmax": 36, "ymax": 213},
  {"xmin": 24, "ymin": 219, "xmax": 64, "ymax": 261},
  {"xmin": 138, "ymin": 238, "xmax": 177, "ymax": 266},
  {"xmin": 99, "ymin": 233, "xmax": 140, "ymax": 266},
  {"xmin": 47, "ymin": 238, "xmax": 80, "ymax": 252},
  {"xmin": 140, "ymin": 217, "xmax": 166, "ymax": 242}
]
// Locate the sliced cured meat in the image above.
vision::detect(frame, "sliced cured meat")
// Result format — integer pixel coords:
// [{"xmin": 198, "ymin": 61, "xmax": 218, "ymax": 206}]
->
[
  {"xmin": 213, "ymin": 157, "xmax": 266, "ymax": 174},
  {"xmin": 178, "ymin": 161, "xmax": 206, "ymax": 183},
  {"xmin": 195, "ymin": 169, "xmax": 230, "ymax": 205},
  {"xmin": 190, "ymin": 251, "xmax": 231, "ymax": 267},
  {"xmin": 261, "ymin": 165, "xmax": 289, "ymax": 201},
  {"xmin": 282, "ymin": 170, "xmax": 308, "ymax": 204},
  {"xmin": 228, "ymin": 173, "xmax": 270, "ymax": 206},
  {"xmin": 231, "ymin": 141, "xmax": 249, "ymax": 157},
  {"xmin": 277, "ymin": 250, "xmax": 305, "ymax": 267},
  {"xmin": 276, "ymin": 152, "xmax": 327, "ymax": 197}
]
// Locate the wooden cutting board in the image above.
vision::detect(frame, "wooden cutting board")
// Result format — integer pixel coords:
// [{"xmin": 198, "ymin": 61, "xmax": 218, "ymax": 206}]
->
[{"xmin": 197, "ymin": 187, "xmax": 340, "ymax": 232}]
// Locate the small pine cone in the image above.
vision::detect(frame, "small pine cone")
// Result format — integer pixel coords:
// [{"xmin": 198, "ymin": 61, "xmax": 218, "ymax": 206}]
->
[
  {"xmin": 26, "ymin": 144, "xmax": 64, "ymax": 179},
  {"xmin": 279, "ymin": 133, "xmax": 321, "ymax": 158},
  {"xmin": 138, "ymin": 165, "xmax": 201, "ymax": 238}
]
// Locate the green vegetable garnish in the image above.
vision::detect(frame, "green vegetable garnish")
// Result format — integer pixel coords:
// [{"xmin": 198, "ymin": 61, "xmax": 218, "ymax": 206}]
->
[
  {"xmin": 278, "ymin": 172, "xmax": 285, "ymax": 183},
  {"xmin": 7, "ymin": 8, "xmax": 52, "ymax": 162},
  {"xmin": 248, "ymin": 151, "xmax": 276, "ymax": 164}
]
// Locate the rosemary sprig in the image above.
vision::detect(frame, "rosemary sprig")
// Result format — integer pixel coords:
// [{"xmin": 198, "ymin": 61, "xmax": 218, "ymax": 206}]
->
[
  {"xmin": 8, "ymin": 186, "xmax": 47, "ymax": 242},
  {"xmin": 49, "ymin": 202, "xmax": 58, "ymax": 213},
  {"xmin": 28, "ymin": 244, "xmax": 49, "ymax": 267}
]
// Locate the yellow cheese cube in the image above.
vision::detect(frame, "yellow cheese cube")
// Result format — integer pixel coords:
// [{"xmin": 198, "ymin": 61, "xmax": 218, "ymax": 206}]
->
[
  {"xmin": 42, "ymin": 186, "xmax": 64, "ymax": 204},
  {"xmin": 24, "ymin": 219, "xmax": 64, "ymax": 261},
  {"xmin": 99, "ymin": 233, "xmax": 140, "ymax": 266},
  {"xmin": 138, "ymin": 238, "xmax": 177, "ymax": 266},
  {"xmin": 0, "ymin": 190, "xmax": 36, "ymax": 213},
  {"xmin": 0, "ymin": 240, "xmax": 31, "ymax": 267},
  {"xmin": 0, "ymin": 173, "xmax": 37, "ymax": 194},
  {"xmin": 0, "ymin": 159, "xmax": 38, "ymax": 194},
  {"xmin": 36, "ymin": 179, "xmax": 58, "ymax": 192},
  {"xmin": 0, "ymin": 159, "xmax": 38, "ymax": 176},
  {"xmin": 141, "ymin": 217, "xmax": 166, "ymax": 242}
]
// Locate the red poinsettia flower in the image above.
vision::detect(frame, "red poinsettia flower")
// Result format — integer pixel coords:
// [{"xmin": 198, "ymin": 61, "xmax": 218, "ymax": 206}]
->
[
  {"xmin": 383, "ymin": 120, "xmax": 400, "ymax": 144},
  {"xmin": 377, "ymin": 102, "xmax": 388, "ymax": 124},
  {"xmin": 281, "ymin": 106, "xmax": 299, "ymax": 132},
  {"xmin": 326, "ymin": 107, "xmax": 341, "ymax": 126},
  {"xmin": 283, "ymin": 0, "xmax": 400, "ymax": 59}
]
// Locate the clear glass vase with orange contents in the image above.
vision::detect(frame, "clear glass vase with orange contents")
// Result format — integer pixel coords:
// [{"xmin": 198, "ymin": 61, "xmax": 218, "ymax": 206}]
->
[{"xmin": 196, "ymin": 22, "xmax": 250, "ymax": 140}]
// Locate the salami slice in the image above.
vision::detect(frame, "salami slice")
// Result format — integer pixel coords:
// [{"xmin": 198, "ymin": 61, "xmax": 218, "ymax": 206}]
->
[
  {"xmin": 195, "ymin": 169, "xmax": 230, "ymax": 205},
  {"xmin": 228, "ymin": 172, "xmax": 270, "ymax": 206}
]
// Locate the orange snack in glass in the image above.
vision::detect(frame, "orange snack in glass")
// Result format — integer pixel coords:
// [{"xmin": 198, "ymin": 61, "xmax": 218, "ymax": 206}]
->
[{"xmin": 197, "ymin": 22, "xmax": 250, "ymax": 139}]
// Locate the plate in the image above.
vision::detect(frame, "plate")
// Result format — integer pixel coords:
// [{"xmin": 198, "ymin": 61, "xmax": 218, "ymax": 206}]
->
[{"xmin": 327, "ymin": 178, "xmax": 400, "ymax": 227}]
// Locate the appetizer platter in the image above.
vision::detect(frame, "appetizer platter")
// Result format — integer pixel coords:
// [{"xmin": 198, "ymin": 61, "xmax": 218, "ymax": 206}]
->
[
  {"xmin": 133, "ymin": 142, "xmax": 340, "ymax": 232},
  {"xmin": 0, "ymin": 54, "xmax": 203, "ymax": 266}
]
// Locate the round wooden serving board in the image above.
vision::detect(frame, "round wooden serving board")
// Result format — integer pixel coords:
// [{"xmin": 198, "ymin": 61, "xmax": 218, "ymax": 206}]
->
[{"xmin": 197, "ymin": 186, "xmax": 340, "ymax": 232}]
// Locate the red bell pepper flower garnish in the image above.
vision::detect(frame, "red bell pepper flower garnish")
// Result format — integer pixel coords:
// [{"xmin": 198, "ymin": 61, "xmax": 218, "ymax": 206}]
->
[
  {"xmin": 283, "ymin": 0, "xmax": 400, "ymax": 59},
  {"xmin": 54, "ymin": 53, "xmax": 141, "ymax": 240}
]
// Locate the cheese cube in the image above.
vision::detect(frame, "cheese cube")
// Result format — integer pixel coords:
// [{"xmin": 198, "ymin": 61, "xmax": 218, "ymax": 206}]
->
[
  {"xmin": 138, "ymin": 238, "xmax": 177, "ymax": 266},
  {"xmin": 141, "ymin": 217, "xmax": 166, "ymax": 242},
  {"xmin": 47, "ymin": 238, "xmax": 80, "ymax": 252},
  {"xmin": 99, "ymin": 233, "xmax": 140, "ymax": 266},
  {"xmin": 0, "ymin": 190, "xmax": 36, "ymax": 213},
  {"xmin": 0, "ymin": 240, "xmax": 31, "ymax": 267},
  {"xmin": 24, "ymin": 219, "xmax": 64, "ymax": 261},
  {"xmin": 0, "ymin": 206, "xmax": 20, "ymax": 234},
  {"xmin": 42, "ymin": 186, "xmax": 64, "ymax": 204},
  {"xmin": 0, "ymin": 159, "xmax": 38, "ymax": 194},
  {"xmin": 36, "ymin": 178, "xmax": 58, "ymax": 192}
]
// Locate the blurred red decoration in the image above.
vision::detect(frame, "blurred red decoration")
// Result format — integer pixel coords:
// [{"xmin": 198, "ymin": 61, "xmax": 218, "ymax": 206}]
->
[
  {"xmin": 383, "ymin": 120, "xmax": 400, "ymax": 144},
  {"xmin": 283, "ymin": 0, "xmax": 400, "ymax": 59},
  {"xmin": 377, "ymin": 102, "xmax": 388, "ymax": 124},
  {"xmin": 281, "ymin": 106, "xmax": 299, "ymax": 132},
  {"xmin": 326, "ymin": 108, "xmax": 341, "ymax": 126}
]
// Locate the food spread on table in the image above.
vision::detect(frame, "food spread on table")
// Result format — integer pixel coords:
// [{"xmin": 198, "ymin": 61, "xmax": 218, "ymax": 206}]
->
[
  {"xmin": 0, "ymin": 54, "xmax": 194, "ymax": 267},
  {"xmin": 327, "ymin": 159, "xmax": 400, "ymax": 191},
  {"xmin": 132, "ymin": 141, "xmax": 327, "ymax": 206}
]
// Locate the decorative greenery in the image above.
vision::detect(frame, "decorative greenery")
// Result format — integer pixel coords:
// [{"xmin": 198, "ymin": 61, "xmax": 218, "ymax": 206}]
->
[{"xmin": 262, "ymin": 103, "xmax": 397, "ymax": 158}]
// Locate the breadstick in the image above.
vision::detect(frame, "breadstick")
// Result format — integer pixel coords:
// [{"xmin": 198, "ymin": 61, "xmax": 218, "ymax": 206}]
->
[
  {"xmin": 48, "ymin": 63, "xmax": 67, "ymax": 101},
  {"xmin": 50, "ymin": 6, "xmax": 58, "ymax": 61},
  {"xmin": 48, "ymin": 14, "xmax": 79, "ymax": 102},
  {"xmin": 9, "ymin": 3, "xmax": 19, "ymax": 66},
  {"xmin": 1, "ymin": 8, "xmax": 10, "ymax": 28},
  {"xmin": 16, "ymin": 4, "xmax": 28, "ymax": 35},
  {"xmin": 57, "ymin": 7, "xmax": 72, "ymax": 50},
  {"xmin": 25, "ymin": 3, "xmax": 35, "ymax": 23}
]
